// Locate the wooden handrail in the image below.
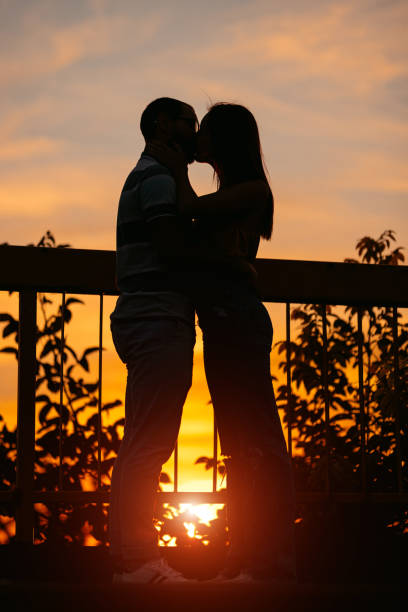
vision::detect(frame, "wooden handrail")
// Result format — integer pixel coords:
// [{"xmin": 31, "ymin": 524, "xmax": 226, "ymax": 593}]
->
[{"xmin": 1, "ymin": 245, "xmax": 408, "ymax": 305}]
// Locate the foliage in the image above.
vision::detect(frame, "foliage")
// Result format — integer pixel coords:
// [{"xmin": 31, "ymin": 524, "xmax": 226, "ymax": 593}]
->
[
  {"xmin": 193, "ymin": 231, "xmax": 408, "ymax": 537},
  {"xmin": 273, "ymin": 230, "xmax": 408, "ymax": 531},
  {"xmin": 0, "ymin": 229, "xmax": 407, "ymax": 548},
  {"xmin": 0, "ymin": 232, "xmax": 220, "ymax": 547}
]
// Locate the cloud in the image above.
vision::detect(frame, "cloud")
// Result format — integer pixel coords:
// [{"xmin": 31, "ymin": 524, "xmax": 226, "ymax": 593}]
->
[
  {"xmin": 338, "ymin": 151, "xmax": 408, "ymax": 193},
  {"xmin": 0, "ymin": 158, "xmax": 127, "ymax": 216},
  {"xmin": 0, "ymin": 138, "xmax": 64, "ymax": 162},
  {"xmin": 0, "ymin": 7, "xmax": 164, "ymax": 86},
  {"xmin": 189, "ymin": 1, "xmax": 407, "ymax": 96},
  {"xmin": 0, "ymin": 0, "xmax": 406, "ymax": 261}
]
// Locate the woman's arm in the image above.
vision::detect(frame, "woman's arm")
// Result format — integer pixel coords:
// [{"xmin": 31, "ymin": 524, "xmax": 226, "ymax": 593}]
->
[
  {"xmin": 175, "ymin": 167, "xmax": 269, "ymax": 216},
  {"xmin": 145, "ymin": 142, "xmax": 269, "ymax": 216}
]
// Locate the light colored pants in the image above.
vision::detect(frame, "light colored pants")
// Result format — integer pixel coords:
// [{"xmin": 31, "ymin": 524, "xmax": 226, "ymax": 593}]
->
[{"xmin": 108, "ymin": 316, "xmax": 195, "ymax": 568}]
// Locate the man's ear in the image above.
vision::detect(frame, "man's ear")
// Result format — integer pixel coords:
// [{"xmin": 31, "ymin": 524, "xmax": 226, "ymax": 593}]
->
[{"xmin": 155, "ymin": 112, "xmax": 170, "ymax": 138}]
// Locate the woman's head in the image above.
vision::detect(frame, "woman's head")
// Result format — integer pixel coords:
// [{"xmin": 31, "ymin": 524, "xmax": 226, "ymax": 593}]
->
[{"xmin": 196, "ymin": 103, "xmax": 273, "ymax": 239}]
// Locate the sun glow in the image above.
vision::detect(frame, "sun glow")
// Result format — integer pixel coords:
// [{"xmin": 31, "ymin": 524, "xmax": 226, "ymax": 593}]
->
[
  {"xmin": 157, "ymin": 503, "xmax": 225, "ymax": 546},
  {"xmin": 161, "ymin": 535, "xmax": 177, "ymax": 547},
  {"xmin": 178, "ymin": 503, "xmax": 223, "ymax": 526},
  {"xmin": 184, "ymin": 522, "xmax": 196, "ymax": 538}
]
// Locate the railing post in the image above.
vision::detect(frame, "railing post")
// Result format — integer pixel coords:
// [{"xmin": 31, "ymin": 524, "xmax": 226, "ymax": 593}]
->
[
  {"xmin": 15, "ymin": 290, "xmax": 37, "ymax": 543},
  {"xmin": 321, "ymin": 305, "xmax": 331, "ymax": 495},
  {"xmin": 286, "ymin": 302, "xmax": 293, "ymax": 459},
  {"xmin": 357, "ymin": 308, "xmax": 367, "ymax": 495}
]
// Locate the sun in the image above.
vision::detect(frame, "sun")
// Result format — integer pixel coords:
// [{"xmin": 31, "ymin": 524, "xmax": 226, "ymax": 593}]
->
[
  {"xmin": 179, "ymin": 503, "xmax": 224, "ymax": 527},
  {"xmin": 157, "ymin": 502, "xmax": 225, "ymax": 546}
]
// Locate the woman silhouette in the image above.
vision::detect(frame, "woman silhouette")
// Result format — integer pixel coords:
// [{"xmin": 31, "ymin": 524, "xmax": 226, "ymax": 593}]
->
[{"xmin": 148, "ymin": 103, "xmax": 297, "ymax": 583}]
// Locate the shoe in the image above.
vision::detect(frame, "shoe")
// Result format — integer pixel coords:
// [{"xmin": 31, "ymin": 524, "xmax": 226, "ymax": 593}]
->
[
  {"xmin": 211, "ymin": 570, "xmax": 298, "ymax": 585},
  {"xmin": 209, "ymin": 548, "xmax": 244, "ymax": 582},
  {"xmin": 221, "ymin": 571, "xmax": 261, "ymax": 584},
  {"xmin": 208, "ymin": 568, "xmax": 242, "ymax": 583},
  {"xmin": 112, "ymin": 557, "xmax": 193, "ymax": 584}
]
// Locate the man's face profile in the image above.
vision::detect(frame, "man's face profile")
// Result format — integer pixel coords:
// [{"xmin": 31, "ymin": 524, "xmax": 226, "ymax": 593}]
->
[
  {"xmin": 171, "ymin": 104, "xmax": 198, "ymax": 164},
  {"xmin": 154, "ymin": 103, "xmax": 197, "ymax": 163}
]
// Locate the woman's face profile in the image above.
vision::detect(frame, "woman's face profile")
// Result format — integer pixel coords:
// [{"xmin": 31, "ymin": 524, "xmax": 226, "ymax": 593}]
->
[{"xmin": 195, "ymin": 116, "xmax": 213, "ymax": 163}]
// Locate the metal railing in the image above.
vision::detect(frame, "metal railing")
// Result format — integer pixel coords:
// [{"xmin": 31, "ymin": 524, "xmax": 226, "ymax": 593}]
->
[{"xmin": 0, "ymin": 245, "xmax": 407, "ymax": 543}]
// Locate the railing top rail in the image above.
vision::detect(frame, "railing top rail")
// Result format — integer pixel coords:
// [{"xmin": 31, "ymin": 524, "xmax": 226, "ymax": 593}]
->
[{"xmin": 1, "ymin": 245, "xmax": 408, "ymax": 306}]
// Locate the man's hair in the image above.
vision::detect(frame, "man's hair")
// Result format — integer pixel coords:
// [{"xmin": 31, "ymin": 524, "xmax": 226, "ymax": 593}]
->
[{"xmin": 140, "ymin": 97, "xmax": 187, "ymax": 140}]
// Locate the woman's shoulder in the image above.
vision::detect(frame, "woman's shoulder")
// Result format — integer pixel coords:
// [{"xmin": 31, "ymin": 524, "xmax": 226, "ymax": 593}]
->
[{"xmin": 234, "ymin": 179, "xmax": 271, "ymax": 205}]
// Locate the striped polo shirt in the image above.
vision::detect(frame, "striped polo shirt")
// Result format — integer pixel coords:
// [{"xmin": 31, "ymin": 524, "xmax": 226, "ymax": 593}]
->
[{"xmin": 111, "ymin": 153, "xmax": 194, "ymax": 325}]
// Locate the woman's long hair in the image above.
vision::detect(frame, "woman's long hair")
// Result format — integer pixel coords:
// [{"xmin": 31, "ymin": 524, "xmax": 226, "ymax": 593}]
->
[{"xmin": 203, "ymin": 102, "xmax": 273, "ymax": 240}]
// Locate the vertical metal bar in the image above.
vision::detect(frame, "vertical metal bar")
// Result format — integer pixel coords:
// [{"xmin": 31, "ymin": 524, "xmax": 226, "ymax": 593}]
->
[
  {"xmin": 16, "ymin": 291, "xmax": 37, "ymax": 543},
  {"xmin": 212, "ymin": 419, "xmax": 218, "ymax": 492},
  {"xmin": 286, "ymin": 302, "xmax": 293, "ymax": 459},
  {"xmin": 321, "ymin": 305, "xmax": 331, "ymax": 494},
  {"xmin": 357, "ymin": 307, "xmax": 367, "ymax": 494},
  {"xmin": 392, "ymin": 306, "xmax": 403, "ymax": 493},
  {"xmin": 97, "ymin": 294, "xmax": 103, "ymax": 490},
  {"xmin": 58, "ymin": 293, "xmax": 65, "ymax": 491},
  {"xmin": 173, "ymin": 442, "xmax": 178, "ymax": 492}
]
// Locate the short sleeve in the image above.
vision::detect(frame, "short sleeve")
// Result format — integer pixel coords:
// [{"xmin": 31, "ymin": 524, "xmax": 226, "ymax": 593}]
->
[{"xmin": 139, "ymin": 174, "xmax": 177, "ymax": 223}]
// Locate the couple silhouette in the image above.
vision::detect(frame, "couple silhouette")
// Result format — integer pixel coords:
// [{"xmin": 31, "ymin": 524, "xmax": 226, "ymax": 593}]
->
[{"xmin": 108, "ymin": 97, "xmax": 296, "ymax": 585}]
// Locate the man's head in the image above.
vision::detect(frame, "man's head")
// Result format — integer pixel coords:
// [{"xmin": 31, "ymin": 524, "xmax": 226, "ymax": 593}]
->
[{"xmin": 140, "ymin": 97, "xmax": 198, "ymax": 163}]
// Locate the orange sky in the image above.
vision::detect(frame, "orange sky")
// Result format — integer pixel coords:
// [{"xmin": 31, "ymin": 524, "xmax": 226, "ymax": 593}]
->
[{"xmin": 1, "ymin": 0, "xmax": 408, "ymax": 492}]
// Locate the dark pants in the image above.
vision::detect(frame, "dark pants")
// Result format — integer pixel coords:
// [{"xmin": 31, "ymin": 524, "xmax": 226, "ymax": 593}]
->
[
  {"xmin": 108, "ymin": 317, "xmax": 195, "ymax": 570},
  {"xmin": 197, "ymin": 286, "xmax": 297, "ymax": 579}
]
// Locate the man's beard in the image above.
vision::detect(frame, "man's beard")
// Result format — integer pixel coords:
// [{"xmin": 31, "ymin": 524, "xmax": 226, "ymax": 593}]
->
[
  {"xmin": 175, "ymin": 138, "xmax": 196, "ymax": 164},
  {"xmin": 184, "ymin": 143, "xmax": 196, "ymax": 164}
]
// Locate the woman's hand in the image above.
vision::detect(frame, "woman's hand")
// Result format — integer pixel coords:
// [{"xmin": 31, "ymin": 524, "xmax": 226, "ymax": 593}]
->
[{"xmin": 145, "ymin": 141, "xmax": 187, "ymax": 176}]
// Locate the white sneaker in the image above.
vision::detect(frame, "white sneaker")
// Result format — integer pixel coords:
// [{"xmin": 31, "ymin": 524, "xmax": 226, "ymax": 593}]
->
[{"xmin": 112, "ymin": 557, "xmax": 193, "ymax": 584}]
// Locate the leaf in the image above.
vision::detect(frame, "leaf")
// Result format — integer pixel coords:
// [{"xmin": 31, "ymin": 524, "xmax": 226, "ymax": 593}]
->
[
  {"xmin": 38, "ymin": 404, "xmax": 52, "ymax": 424},
  {"xmin": 0, "ymin": 314, "xmax": 17, "ymax": 323},
  {"xmin": 40, "ymin": 339, "xmax": 55, "ymax": 359},
  {"xmin": 64, "ymin": 345, "xmax": 78, "ymax": 361},
  {"xmin": 2, "ymin": 321, "xmax": 18, "ymax": 338},
  {"xmin": 62, "ymin": 308, "xmax": 72, "ymax": 323},
  {"xmin": 35, "ymin": 395, "xmax": 51, "ymax": 403},
  {"xmin": 41, "ymin": 296, "xmax": 53, "ymax": 305},
  {"xmin": 79, "ymin": 357, "xmax": 89, "ymax": 372},
  {"xmin": 102, "ymin": 400, "xmax": 122, "ymax": 411},
  {"xmin": 84, "ymin": 382, "xmax": 99, "ymax": 392},
  {"xmin": 81, "ymin": 347, "xmax": 102, "ymax": 363},
  {"xmin": 47, "ymin": 380, "xmax": 60, "ymax": 393},
  {"xmin": 0, "ymin": 347, "xmax": 18, "ymax": 357},
  {"xmin": 194, "ymin": 456, "xmax": 210, "ymax": 465},
  {"xmin": 65, "ymin": 298, "xmax": 84, "ymax": 307},
  {"xmin": 86, "ymin": 413, "xmax": 99, "ymax": 429}
]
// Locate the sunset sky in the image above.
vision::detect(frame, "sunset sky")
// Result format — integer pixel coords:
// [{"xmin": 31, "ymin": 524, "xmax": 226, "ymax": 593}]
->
[{"xmin": 1, "ymin": 0, "xmax": 407, "ymax": 493}]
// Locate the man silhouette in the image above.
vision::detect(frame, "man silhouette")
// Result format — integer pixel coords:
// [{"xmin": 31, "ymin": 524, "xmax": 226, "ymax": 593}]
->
[{"xmin": 109, "ymin": 98, "xmax": 199, "ymax": 584}]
